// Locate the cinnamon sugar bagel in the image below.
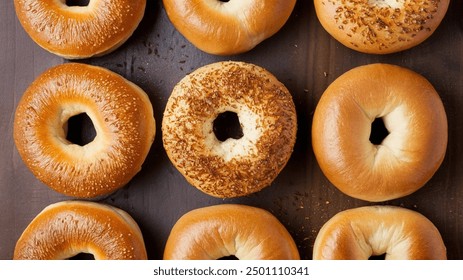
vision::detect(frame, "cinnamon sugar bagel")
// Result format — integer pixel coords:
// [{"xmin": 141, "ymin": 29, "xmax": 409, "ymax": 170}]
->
[
  {"xmin": 162, "ymin": 0, "xmax": 297, "ymax": 55},
  {"xmin": 13, "ymin": 63, "xmax": 156, "ymax": 198},
  {"xmin": 314, "ymin": 0, "xmax": 450, "ymax": 54},
  {"xmin": 14, "ymin": 0, "xmax": 146, "ymax": 59},
  {"xmin": 14, "ymin": 200, "xmax": 147, "ymax": 260},
  {"xmin": 312, "ymin": 64, "xmax": 447, "ymax": 202},
  {"xmin": 162, "ymin": 61, "xmax": 297, "ymax": 198},
  {"xmin": 313, "ymin": 206, "xmax": 447, "ymax": 260},
  {"xmin": 163, "ymin": 204, "xmax": 300, "ymax": 260}
]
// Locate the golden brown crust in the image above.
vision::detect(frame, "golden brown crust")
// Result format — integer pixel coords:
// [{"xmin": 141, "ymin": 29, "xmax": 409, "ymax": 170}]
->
[
  {"xmin": 162, "ymin": 61, "xmax": 297, "ymax": 198},
  {"xmin": 14, "ymin": 0, "xmax": 146, "ymax": 59},
  {"xmin": 313, "ymin": 206, "xmax": 447, "ymax": 260},
  {"xmin": 314, "ymin": 0, "xmax": 449, "ymax": 54},
  {"xmin": 14, "ymin": 200, "xmax": 147, "ymax": 260},
  {"xmin": 13, "ymin": 63, "xmax": 156, "ymax": 198},
  {"xmin": 312, "ymin": 64, "xmax": 447, "ymax": 202},
  {"xmin": 162, "ymin": 0, "xmax": 296, "ymax": 55},
  {"xmin": 163, "ymin": 204, "xmax": 300, "ymax": 260}
]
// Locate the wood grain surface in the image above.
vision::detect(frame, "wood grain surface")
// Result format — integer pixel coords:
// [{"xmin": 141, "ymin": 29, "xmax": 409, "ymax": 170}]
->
[{"xmin": 1, "ymin": 0, "xmax": 462, "ymax": 260}]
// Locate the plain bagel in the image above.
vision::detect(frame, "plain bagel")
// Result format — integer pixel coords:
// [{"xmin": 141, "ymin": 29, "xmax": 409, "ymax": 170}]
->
[
  {"xmin": 13, "ymin": 63, "xmax": 156, "ymax": 198},
  {"xmin": 314, "ymin": 0, "xmax": 450, "ymax": 54},
  {"xmin": 162, "ymin": 61, "xmax": 297, "ymax": 198},
  {"xmin": 14, "ymin": 0, "xmax": 146, "ymax": 59},
  {"xmin": 313, "ymin": 206, "xmax": 447, "ymax": 260},
  {"xmin": 312, "ymin": 64, "xmax": 447, "ymax": 202},
  {"xmin": 14, "ymin": 200, "xmax": 147, "ymax": 260},
  {"xmin": 162, "ymin": 0, "xmax": 297, "ymax": 55},
  {"xmin": 163, "ymin": 204, "xmax": 300, "ymax": 260}
]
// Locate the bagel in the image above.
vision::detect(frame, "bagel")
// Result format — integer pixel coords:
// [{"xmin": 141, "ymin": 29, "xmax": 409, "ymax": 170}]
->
[
  {"xmin": 312, "ymin": 63, "xmax": 447, "ymax": 202},
  {"xmin": 14, "ymin": 200, "xmax": 147, "ymax": 260},
  {"xmin": 162, "ymin": 0, "xmax": 296, "ymax": 55},
  {"xmin": 162, "ymin": 61, "xmax": 297, "ymax": 198},
  {"xmin": 163, "ymin": 204, "xmax": 300, "ymax": 260},
  {"xmin": 313, "ymin": 206, "xmax": 447, "ymax": 260},
  {"xmin": 314, "ymin": 0, "xmax": 450, "ymax": 54},
  {"xmin": 14, "ymin": 0, "xmax": 146, "ymax": 59},
  {"xmin": 13, "ymin": 63, "xmax": 156, "ymax": 198}
]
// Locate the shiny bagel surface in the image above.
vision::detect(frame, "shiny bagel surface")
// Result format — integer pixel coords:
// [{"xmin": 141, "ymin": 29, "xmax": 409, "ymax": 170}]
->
[
  {"xmin": 14, "ymin": 200, "xmax": 147, "ymax": 260},
  {"xmin": 163, "ymin": 204, "xmax": 300, "ymax": 260},
  {"xmin": 13, "ymin": 63, "xmax": 156, "ymax": 198},
  {"xmin": 312, "ymin": 63, "xmax": 447, "ymax": 202},
  {"xmin": 162, "ymin": 0, "xmax": 296, "ymax": 55},
  {"xmin": 313, "ymin": 206, "xmax": 447, "ymax": 260},
  {"xmin": 14, "ymin": 0, "xmax": 146, "ymax": 59}
]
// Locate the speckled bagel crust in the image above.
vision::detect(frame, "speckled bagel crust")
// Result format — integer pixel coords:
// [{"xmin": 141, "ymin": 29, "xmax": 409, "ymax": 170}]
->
[
  {"xmin": 164, "ymin": 204, "xmax": 300, "ymax": 260},
  {"xmin": 314, "ymin": 0, "xmax": 449, "ymax": 54},
  {"xmin": 313, "ymin": 206, "xmax": 447, "ymax": 260},
  {"xmin": 312, "ymin": 64, "xmax": 447, "ymax": 202},
  {"xmin": 14, "ymin": 0, "xmax": 146, "ymax": 59},
  {"xmin": 162, "ymin": 0, "xmax": 296, "ymax": 55},
  {"xmin": 162, "ymin": 61, "xmax": 297, "ymax": 198},
  {"xmin": 14, "ymin": 201, "xmax": 147, "ymax": 260},
  {"xmin": 13, "ymin": 63, "xmax": 156, "ymax": 198}
]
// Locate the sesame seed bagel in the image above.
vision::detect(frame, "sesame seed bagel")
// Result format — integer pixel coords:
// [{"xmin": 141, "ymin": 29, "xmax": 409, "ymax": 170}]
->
[
  {"xmin": 313, "ymin": 206, "xmax": 447, "ymax": 260},
  {"xmin": 13, "ymin": 63, "xmax": 156, "ymax": 198},
  {"xmin": 164, "ymin": 204, "xmax": 300, "ymax": 260},
  {"xmin": 312, "ymin": 64, "xmax": 447, "ymax": 202},
  {"xmin": 14, "ymin": 200, "xmax": 147, "ymax": 260},
  {"xmin": 162, "ymin": 61, "xmax": 297, "ymax": 198},
  {"xmin": 314, "ymin": 0, "xmax": 450, "ymax": 54},
  {"xmin": 14, "ymin": 0, "xmax": 146, "ymax": 59},
  {"xmin": 162, "ymin": 0, "xmax": 296, "ymax": 55}
]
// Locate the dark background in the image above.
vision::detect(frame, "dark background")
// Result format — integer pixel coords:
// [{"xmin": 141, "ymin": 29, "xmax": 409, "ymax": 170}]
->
[{"xmin": 1, "ymin": 0, "xmax": 462, "ymax": 260}]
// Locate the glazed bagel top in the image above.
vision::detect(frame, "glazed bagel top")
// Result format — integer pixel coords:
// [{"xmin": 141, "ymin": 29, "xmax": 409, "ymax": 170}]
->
[
  {"xmin": 14, "ymin": 200, "xmax": 147, "ymax": 260},
  {"xmin": 162, "ymin": 0, "xmax": 297, "ymax": 55},
  {"xmin": 312, "ymin": 64, "xmax": 447, "ymax": 202},
  {"xmin": 14, "ymin": 0, "xmax": 146, "ymax": 59},
  {"xmin": 162, "ymin": 61, "xmax": 297, "ymax": 198},
  {"xmin": 313, "ymin": 206, "xmax": 447, "ymax": 260},
  {"xmin": 163, "ymin": 204, "xmax": 300, "ymax": 260},
  {"xmin": 13, "ymin": 63, "xmax": 156, "ymax": 198},
  {"xmin": 314, "ymin": 0, "xmax": 450, "ymax": 54}
]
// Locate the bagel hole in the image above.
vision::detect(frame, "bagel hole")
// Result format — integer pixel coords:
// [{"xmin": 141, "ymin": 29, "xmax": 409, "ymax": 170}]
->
[
  {"xmin": 370, "ymin": 117, "xmax": 389, "ymax": 145},
  {"xmin": 65, "ymin": 113, "xmax": 96, "ymax": 146},
  {"xmin": 65, "ymin": 0, "xmax": 90, "ymax": 7},
  {"xmin": 219, "ymin": 0, "xmax": 230, "ymax": 2},
  {"xmin": 217, "ymin": 255, "xmax": 239, "ymax": 260},
  {"xmin": 213, "ymin": 111, "xmax": 244, "ymax": 142},
  {"xmin": 67, "ymin": 253, "xmax": 95, "ymax": 260},
  {"xmin": 369, "ymin": 253, "xmax": 387, "ymax": 260}
]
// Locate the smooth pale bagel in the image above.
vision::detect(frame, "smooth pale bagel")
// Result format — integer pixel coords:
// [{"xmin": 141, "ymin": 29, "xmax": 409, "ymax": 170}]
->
[
  {"xmin": 162, "ymin": 61, "xmax": 297, "ymax": 198},
  {"xmin": 312, "ymin": 64, "xmax": 447, "ymax": 202},
  {"xmin": 14, "ymin": 200, "xmax": 147, "ymax": 260},
  {"xmin": 14, "ymin": 0, "xmax": 146, "ymax": 59},
  {"xmin": 13, "ymin": 63, "xmax": 156, "ymax": 198},
  {"xmin": 163, "ymin": 204, "xmax": 300, "ymax": 260},
  {"xmin": 162, "ymin": 0, "xmax": 296, "ymax": 55},
  {"xmin": 313, "ymin": 206, "xmax": 447, "ymax": 260},
  {"xmin": 314, "ymin": 0, "xmax": 450, "ymax": 54}
]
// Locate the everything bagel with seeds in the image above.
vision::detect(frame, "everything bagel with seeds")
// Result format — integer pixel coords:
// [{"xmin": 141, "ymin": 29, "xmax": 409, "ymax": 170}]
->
[
  {"xmin": 314, "ymin": 0, "xmax": 450, "ymax": 54},
  {"xmin": 162, "ymin": 61, "xmax": 297, "ymax": 198}
]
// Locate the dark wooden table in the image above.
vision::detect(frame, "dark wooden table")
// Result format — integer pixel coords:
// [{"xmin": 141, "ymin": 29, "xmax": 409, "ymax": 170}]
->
[{"xmin": 1, "ymin": 1, "xmax": 462, "ymax": 260}]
